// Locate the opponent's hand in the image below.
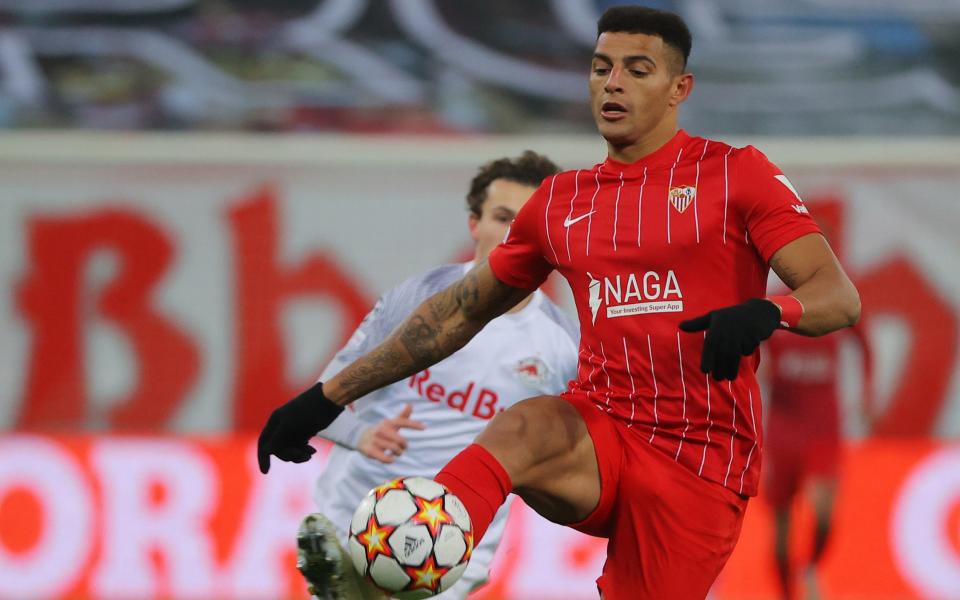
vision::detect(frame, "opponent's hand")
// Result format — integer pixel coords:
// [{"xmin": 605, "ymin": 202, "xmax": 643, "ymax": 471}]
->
[
  {"xmin": 257, "ymin": 381, "xmax": 343, "ymax": 474},
  {"xmin": 679, "ymin": 298, "xmax": 781, "ymax": 381},
  {"xmin": 358, "ymin": 403, "xmax": 426, "ymax": 464}
]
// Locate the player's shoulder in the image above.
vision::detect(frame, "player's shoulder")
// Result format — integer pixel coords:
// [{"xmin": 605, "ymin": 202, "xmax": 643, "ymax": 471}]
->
[
  {"xmin": 685, "ymin": 134, "xmax": 774, "ymax": 168},
  {"xmin": 399, "ymin": 263, "xmax": 465, "ymax": 295},
  {"xmin": 726, "ymin": 141, "xmax": 779, "ymax": 172},
  {"xmin": 384, "ymin": 263, "xmax": 465, "ymax": 308},
  {"xmin": 542, "ymin": 166, "xmax": 595, "ymax": 192}
]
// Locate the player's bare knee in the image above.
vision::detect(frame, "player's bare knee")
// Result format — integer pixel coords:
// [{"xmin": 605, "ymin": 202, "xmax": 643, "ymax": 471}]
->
[
  {"xmin": 475, "ymin": 398, "xmax": 556, "ymax": 465},
  {"xmin": 476, "ymin": 396, "xmax": 586, "ymax": 487}
]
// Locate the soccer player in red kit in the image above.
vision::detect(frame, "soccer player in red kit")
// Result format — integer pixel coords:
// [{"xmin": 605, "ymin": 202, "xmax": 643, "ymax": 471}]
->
[
  {"xmin": 763, "ymin": 202, "xmax": 873, "ymax": 600},
  {"xmin": 257, "ymin": 6, "xmax": 861, "ymax": 599}
]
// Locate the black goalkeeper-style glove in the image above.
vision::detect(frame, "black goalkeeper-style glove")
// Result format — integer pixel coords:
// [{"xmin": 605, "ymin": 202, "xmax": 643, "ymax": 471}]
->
[
  {"xmin": 678, "ymin": 298, "xmax": 781, "ymax": 381},
  {"xmin": 257, "ymin": 381, "xmax": 343, "ymax": 474}
]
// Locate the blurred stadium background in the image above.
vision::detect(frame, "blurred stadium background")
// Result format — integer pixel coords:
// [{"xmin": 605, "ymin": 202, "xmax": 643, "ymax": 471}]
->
[{"xmin": 1, "ymin": 1, "xmax": 959, "ymax": 598}]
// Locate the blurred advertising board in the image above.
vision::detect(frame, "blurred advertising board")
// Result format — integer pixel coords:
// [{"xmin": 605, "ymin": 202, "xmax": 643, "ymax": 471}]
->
[{"xmin": 0, "ymin": 435, "xmax": 958, "ymax": 599}]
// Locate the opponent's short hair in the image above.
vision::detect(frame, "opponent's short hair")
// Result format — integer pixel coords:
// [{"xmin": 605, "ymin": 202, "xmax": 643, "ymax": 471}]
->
[
  {"xmin": 597, "ymin": 5, "xmax": 692, "ymax": 72},
  {"xmin": 466, "ymin": 151, "xmax": 560, "ymax": 216}
]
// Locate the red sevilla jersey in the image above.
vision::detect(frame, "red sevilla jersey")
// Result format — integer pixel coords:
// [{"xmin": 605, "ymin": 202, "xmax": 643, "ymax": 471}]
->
[
  {"xmin": 488, "ymin": 130, "xmax": 820, "ymax": 496},
  {"xmin": 764, "ymin": 331, "xmax": 841, "ymax": 442}
]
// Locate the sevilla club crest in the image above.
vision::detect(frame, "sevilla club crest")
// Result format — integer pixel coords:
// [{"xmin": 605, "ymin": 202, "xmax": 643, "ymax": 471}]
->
[{"xmin": 669, "ymin": 185, "xmax": 696, "ymax": 213}]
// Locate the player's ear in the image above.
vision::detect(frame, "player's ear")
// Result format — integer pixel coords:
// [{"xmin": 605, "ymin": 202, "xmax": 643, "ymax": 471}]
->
[{"xmin": 669, "ymin": 72, "xmax": 694, "ymax": 108}]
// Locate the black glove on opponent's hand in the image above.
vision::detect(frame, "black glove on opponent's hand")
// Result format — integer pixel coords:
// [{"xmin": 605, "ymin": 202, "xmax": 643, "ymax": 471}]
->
[
  {"xmin": 678, "ymin": 298, "xmax": 781, "ymax": 381},
  {"xmin": 257, "ymin": 381, "xmax": 343, "ymax": 474}
]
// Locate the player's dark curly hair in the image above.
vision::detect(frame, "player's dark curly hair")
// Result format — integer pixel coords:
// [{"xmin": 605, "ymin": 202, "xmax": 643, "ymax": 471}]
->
[
  {"xmin": 597, "ymin": 5, "xmax": 692, "ymax": 71},
  {"xmin": 466, "ymin": 151, "xmax": 560, "ymax": 216}
]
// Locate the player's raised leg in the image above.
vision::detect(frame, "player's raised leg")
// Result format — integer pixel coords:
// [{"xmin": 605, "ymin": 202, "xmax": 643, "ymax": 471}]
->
[
  {"xmin": 435, "ymin": 391, "xmax": 747, "ymax": 600},
  {"xmin": 435, "ymin": 395, "xmax": 602, "ymax": 544}
]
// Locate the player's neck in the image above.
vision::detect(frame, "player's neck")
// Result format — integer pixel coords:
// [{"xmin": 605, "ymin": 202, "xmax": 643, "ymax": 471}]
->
[{"xmin": 606, "ymin": 120, "xmax": 679, "ymax": 165}]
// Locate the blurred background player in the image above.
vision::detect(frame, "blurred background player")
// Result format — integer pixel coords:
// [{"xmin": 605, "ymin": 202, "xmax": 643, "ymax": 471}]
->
[
  {"xmin": 297, "ymin": 151, "xmax": 579, "ymax": 599},
  {"xmin": 762, "ymin": 201, "xmax": 873, "ymax": 600}
]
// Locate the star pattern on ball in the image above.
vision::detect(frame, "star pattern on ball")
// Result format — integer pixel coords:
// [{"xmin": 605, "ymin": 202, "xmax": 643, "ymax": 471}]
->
[
  {"xmin": 462, "ymin": 530, "xmax": 475, "ymax": 562},
  {"xmin": 404, "ymin": 555, "xmax": 448, "ymax": 592},
  {"xmin": 412, "ymin": 495, "xmax": 455, "ymax": 538},
  {"xmin": 357, "ymin": 515, "xmax": 396, "ymax": 563},
  {"xmin": 372, "ymin": 478, "xmax": 407, "ymax": 500}
]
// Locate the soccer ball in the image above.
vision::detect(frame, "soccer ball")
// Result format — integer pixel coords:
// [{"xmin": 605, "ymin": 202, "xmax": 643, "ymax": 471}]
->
[{"xmin": 348, "ymin": 477, "xmax": 473, "ymax": 598}]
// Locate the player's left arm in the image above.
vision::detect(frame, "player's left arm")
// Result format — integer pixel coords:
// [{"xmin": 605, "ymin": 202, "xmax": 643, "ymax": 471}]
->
[
  {"xmin": 768, "ymin": 233, "xmax": 861, "ymax": 336},
  {"xmin": 680, "ymin": 146, "xmax": 860, "ymax": 380},
  {"xmin": 681, "ymin": 235, "xmax": 860, "ymax": 380}
]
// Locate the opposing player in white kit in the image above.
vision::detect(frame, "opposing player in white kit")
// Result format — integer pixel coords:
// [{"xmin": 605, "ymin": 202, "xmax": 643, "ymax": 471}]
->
[{"xmin": 297, "ymin": 151, "xmax": 579, "ymax": 599}]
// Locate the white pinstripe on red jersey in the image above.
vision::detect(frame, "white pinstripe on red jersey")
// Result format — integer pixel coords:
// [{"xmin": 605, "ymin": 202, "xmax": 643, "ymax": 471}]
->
[
  {"xmin": 646, "ymin": 334, "xmax": 659, "ymax": 442},
  {"xmin": 612, "ymin": 171, "xmax": 624, "ymax": 252},
  {"xmin": 544, "ymin": 174, "xmax": 560, "ymax": 264},
  {"xmin": 599, "ymin": 340, "xmax": 612, "ymax": 411},
  {"xmin": 586, "ymin": 346, "xmax": 598, "ymax": 392},
  {"xmin": 586, "ymin": 168, "xmax": 601, "ymax": 256},
  {"xmin": 636, "ymin": 166, "xmax": 647, "ymax": 246},
  {"xmin": 564, "ymin": 169, "xmax": 582, "ymax": 262},
  {"xmin": 693, "ymin": 140, "xmax": 709, "ymax": 244},
  {"xmin": 739, "ymin": 387, "xmax": 758, "ymax": 495},
  {"xmin": 723, "ymin": 380, "xmax": 739, "ymax": 488},
  {"xmin": 675, "ymin": 331, "xmax": 690, "ymax": 462},
  {"xmin": 665, "ymin": 147, "xmax": 684, "ymax": 244},
  {"xmin": 622, "ymin": 336, "xmax": 637, "ymax": 427},
  {"xmin": 699, "ymin": 367, "xmax": 713, "ymax": 477}
]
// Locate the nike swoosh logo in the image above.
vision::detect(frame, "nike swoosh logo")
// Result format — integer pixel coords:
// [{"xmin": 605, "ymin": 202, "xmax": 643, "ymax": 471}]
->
[{"xmin": 564, "ymin": 211, "xmax": 596, "ymax": 228}]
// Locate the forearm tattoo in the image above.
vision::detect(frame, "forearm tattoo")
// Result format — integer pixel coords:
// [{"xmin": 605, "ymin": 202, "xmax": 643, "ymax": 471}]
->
[{"xmin": 334, "ymin": 263, "xmax": 519, "ymax": 403}]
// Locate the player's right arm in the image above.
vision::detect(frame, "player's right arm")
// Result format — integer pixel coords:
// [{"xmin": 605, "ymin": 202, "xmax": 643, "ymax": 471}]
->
[
  {"xmin": 258, "ymin": 263, "xmax": 530, "ymax": 473},
  {"xmin": 324, "ymin": 261, "xmax": 528, "ymax": 405}
]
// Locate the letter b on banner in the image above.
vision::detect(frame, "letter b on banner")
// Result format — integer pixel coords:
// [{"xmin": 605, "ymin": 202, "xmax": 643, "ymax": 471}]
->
[{"xmin": 17, "ymin": 210, "xmax": 200, "ymax": 430}]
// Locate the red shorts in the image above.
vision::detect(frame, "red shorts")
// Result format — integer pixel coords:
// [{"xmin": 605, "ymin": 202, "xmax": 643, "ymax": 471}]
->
[
  {"xmin": 565, "ymin": 395, "xmax": 748, "ymax": 600},
  {"xmin": 763, "ymin": 438, "xmax": 840, "ymax": 509}
]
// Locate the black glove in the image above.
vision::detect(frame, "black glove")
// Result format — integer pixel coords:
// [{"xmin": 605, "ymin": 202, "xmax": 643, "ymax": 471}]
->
[
  {"xmin": 257, "ymin": 381, "xmax": 344, "ymax": 474},
  {"xmin": 678, "ymin": 298, "xmax": 780, "ymax": 381}
]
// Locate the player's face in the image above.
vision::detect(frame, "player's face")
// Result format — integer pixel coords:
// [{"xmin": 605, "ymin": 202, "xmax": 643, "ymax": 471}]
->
[
  {"xmin": 589, "ymin": 32, "xmax": 692, "ymax": 149},
  {"xmin": 469, "ymin": 178, "xmax": 537, "ymax": 262}
]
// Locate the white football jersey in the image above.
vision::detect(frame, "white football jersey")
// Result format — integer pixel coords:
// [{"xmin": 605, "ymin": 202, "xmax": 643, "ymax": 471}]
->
[{"xmin": 314, "ymin": 263, "xmax": 579, "ymax": 595}]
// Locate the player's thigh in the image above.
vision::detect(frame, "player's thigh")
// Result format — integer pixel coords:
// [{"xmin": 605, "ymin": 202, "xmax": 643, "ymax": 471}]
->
[
  {"xmin": 600, "ymin": 439, "xmax": 747, "ymax": 600},
  {"xmin": 475, "ymin": 395, "xmax": 600, "ymax": 524}
]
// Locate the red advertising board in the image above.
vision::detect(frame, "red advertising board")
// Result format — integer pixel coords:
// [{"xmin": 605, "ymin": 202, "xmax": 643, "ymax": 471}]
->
[{"xmin": 1, "ymin": 435, "xmax": 958, "ymax": 599}]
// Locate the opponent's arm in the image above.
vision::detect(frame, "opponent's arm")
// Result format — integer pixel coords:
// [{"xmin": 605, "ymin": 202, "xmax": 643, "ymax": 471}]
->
[
  {"xmin": 320, "ymin": 403, "xmax": 426, "ymax": 463},
  {"xmin": 257, "ymin": 261, "xmax": 528, "ymax": 473},
  {"xmin": 324, "ymin": 261, "xmax": 529, "ymax": 406},
  {"xmin": 768, "ymin": 233, "xmax": 860, "ymax": 336}
]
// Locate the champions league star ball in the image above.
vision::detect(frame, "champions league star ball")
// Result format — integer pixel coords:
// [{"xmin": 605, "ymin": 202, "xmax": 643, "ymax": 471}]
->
[{"xmin": 348, "ymin": 477, "xmax": 473, "ymax": 598}]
